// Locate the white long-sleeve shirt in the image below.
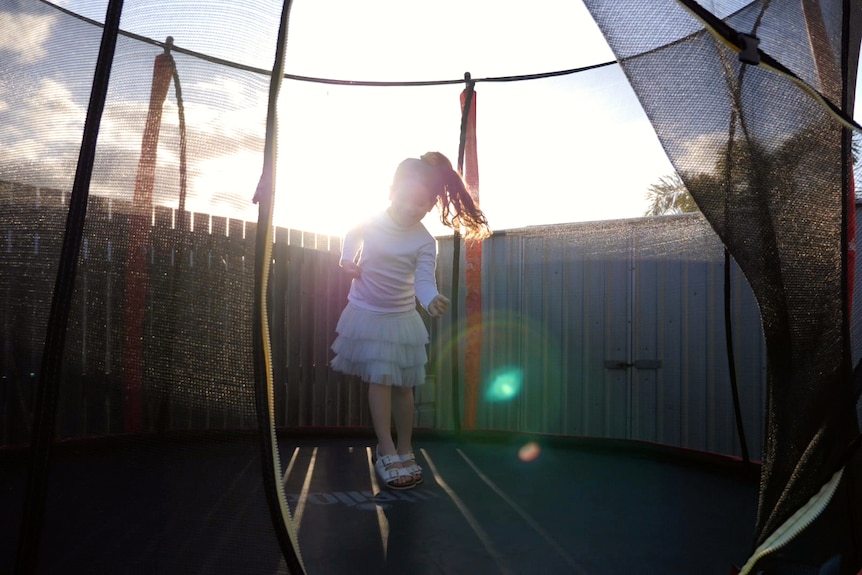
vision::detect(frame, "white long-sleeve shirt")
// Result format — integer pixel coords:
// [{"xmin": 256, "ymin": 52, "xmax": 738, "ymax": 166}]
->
[{"xmin": 341, "ymin": 210, "xmax": 439, "ymax": 313}]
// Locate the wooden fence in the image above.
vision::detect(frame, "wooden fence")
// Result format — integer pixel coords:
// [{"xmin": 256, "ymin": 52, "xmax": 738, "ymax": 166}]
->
[
  {"xmin": 0, "ymin": 183, "xmax": 375, "ymax": 444},
  {"xmin": 1, "ymin": 182, "xmax": 770, "ymax": 457}
]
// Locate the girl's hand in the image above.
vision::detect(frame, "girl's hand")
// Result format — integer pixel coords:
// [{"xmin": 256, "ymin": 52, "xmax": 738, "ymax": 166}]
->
[
  {"xmin": 340, "ymin": 260, "xmax": 362, "ymax": 279},
  {"xmin": 428, "ymin": 294, "xmax": 450, "ymax": 317}
]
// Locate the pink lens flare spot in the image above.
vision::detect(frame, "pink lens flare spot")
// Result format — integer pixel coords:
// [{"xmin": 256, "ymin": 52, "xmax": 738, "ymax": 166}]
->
[{"xmin": 518, "ymin": 441, "xmax": 541, "ymax": 462}]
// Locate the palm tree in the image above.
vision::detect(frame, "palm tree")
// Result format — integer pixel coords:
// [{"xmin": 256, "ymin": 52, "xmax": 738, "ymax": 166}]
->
[
  {"xmin": 643, "ymin": 172, "xmax": 700, "ymax": 216},
  {"xmin": 646, "ymin": 128, "xmax": 856, "ymax": 216}
]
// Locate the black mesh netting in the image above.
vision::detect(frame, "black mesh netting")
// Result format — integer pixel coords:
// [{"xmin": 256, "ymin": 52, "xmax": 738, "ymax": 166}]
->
[
  {"xmin": 1, "ymin": 0, "xmax": 861, "ymax": 573},
  {"xmin": 582, "ymin": 0, "xmax": 862, "ymax": 568},
  {"xmin": 0, "ymin": 1, "xmax": 284, "ymax": 572}
]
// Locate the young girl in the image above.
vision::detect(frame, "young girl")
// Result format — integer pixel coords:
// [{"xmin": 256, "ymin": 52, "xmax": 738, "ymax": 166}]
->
[{"xmin": 330, "ymin": 151, "xmax": 490, "ymax": 489}]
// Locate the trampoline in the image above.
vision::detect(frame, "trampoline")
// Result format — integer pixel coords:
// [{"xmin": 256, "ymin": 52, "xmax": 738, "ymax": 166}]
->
[
  {"xmin": 1, "ymin": 431, "xmax": 760, "ymax": 574},
  {"xmin": 2, "ymin": 1, "xmax": 862, "ymax": 574}
]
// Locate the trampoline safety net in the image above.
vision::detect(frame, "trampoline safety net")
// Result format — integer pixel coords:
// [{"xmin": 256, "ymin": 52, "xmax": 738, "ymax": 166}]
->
[{"xmin": 1, "ymin": 0, "xmax": 861, "ymax": 574}]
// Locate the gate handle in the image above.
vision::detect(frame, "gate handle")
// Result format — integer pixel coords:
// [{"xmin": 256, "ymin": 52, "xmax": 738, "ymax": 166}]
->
[{"xmin": 604, "ymin": 360, "xmax": 662, "ymax": 370}]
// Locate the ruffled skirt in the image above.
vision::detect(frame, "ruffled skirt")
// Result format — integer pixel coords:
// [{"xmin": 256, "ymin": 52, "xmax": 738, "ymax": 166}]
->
[{"xmin": 330, "ymin": 302, "xmax": 429, "ymax": 387}]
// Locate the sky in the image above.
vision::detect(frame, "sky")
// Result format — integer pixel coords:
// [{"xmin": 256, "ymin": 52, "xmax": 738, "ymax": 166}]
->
[{"xmin": 1, "ymin": 0, "xmax": 859, "ymax": 237}]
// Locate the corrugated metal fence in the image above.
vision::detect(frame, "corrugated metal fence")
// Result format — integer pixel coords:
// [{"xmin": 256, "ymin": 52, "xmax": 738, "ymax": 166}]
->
[
  {"xmin": 1, "ymin": 184, "xmax": 767, "ymax": 458},
  {"xmin": 432, "ymin": 217, "xmax": 766, "ymax": 458}
]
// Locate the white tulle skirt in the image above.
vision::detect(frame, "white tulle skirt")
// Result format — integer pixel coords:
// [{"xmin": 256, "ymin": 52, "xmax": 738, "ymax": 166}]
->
[{"xmin": 330, "ymin": 302, "xmax": 429, "ymax": 387}]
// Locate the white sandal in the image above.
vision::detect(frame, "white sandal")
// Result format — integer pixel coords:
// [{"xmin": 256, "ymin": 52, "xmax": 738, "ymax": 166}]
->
[
  {"xmin": 374, "ymin": 448, "xmax": 414, "ymax": 490},
  {"xmin": 399, "ymin": 451, "xmax": 423, "ymax": 485}
]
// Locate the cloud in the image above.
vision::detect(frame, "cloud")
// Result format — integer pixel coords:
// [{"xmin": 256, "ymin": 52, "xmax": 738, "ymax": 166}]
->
[
  {"xmin": 0, "ymin": 77, "xmax": 85, "ymax": 188},
  {"xmin": 0, "ymin": 11, "xmax": 58, "ymax": 64},
  {"xmin": 0, "ymin": 77, "xmax": 85, "ymax": 145},
  {"xmin": 0, "ymin": 57, "xmax": 273, "ymax": 211}
]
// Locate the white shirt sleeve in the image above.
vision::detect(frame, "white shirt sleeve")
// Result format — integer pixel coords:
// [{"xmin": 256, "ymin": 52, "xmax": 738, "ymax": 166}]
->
[{"xmin": 414, "ymin": 239, "xmax": 439, "ymax": 310}]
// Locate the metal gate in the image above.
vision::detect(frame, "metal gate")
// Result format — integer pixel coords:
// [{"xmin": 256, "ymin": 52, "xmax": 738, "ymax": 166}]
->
[{"xmin": 432, "ymin": 213, "xmax": 767, "ymax": 459}]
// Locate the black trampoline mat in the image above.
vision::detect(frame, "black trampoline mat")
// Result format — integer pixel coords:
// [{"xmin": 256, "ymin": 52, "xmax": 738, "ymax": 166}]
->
[
  {"xmin": 0, "ymin": 433, "xmax": 758, "ymax": 574},
  {"xmin": 0, "ymin": 434, "xmax": 284, "ymax": 575},
  {"xmin": 281, "ymin": 435, "xmax": 759, "ymax": 575}
]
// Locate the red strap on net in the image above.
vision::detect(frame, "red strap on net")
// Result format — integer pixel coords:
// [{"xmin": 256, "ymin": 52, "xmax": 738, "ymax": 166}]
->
[
  {"xmin": 123, "ymin": 51, "xmax": 173, "ymax": 432},
  {"xmin": 460, "ymin": 86, "xmax": 481, "ymax": 430}
]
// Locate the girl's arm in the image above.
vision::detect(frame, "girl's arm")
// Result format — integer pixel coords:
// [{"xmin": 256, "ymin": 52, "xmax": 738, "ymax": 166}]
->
[
  {"xmin": 414, "ymin": 240, "xmax": 441, "ymax": 312},
  {"xmin": 340, "ymin": 259, "xmax": 362, "ymax": 279},
  {"xmin": 340, "ymin": 226, "xmax": 363, "ymax": 278}
]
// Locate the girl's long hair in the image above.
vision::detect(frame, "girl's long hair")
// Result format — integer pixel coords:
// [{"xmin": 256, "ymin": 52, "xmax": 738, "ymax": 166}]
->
[{"xmin": 420, "ymin": 152, "xmax": 490, "ymax": 239}]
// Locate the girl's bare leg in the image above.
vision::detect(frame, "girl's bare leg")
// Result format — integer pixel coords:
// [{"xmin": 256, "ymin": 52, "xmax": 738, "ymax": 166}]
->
[
  {"xmin": 368, "ymin": 380, "xmax": 412, "ymax": 487},
  {"xmin": 392, "ymin": 385, "xmax": 422, "ymax": 483},
  {"xmin": 391, "ymin": 385, "xmax": 414, "ymax": 455},
  {"xmin": 368, "ymin": 381, "xmax": 396, "ymax": 455}
]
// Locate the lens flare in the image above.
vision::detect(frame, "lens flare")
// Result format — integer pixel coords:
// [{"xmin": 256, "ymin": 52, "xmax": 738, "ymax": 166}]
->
[
  {"xmin": 485, "ymin": 367, "xmax": 523, "ymax": 402},
  {"xmin": 433, "ymin": 310, "xmax": 563, "ymax": 411},
  {"xmin": 518, "ymin": 441, "xmax": 541, "ymax": 462}
]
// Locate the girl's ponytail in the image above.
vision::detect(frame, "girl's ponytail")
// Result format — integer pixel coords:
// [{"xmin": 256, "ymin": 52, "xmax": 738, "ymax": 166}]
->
[{"xmin": 420, "ymin": 152, "xmax": 490, "ymax": 239}]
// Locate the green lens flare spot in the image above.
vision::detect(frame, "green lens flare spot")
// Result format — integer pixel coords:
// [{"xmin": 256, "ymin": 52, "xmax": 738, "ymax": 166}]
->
[{"xmin": 485, "ymin": 368, "xmax": 523, "ymax": 402}]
